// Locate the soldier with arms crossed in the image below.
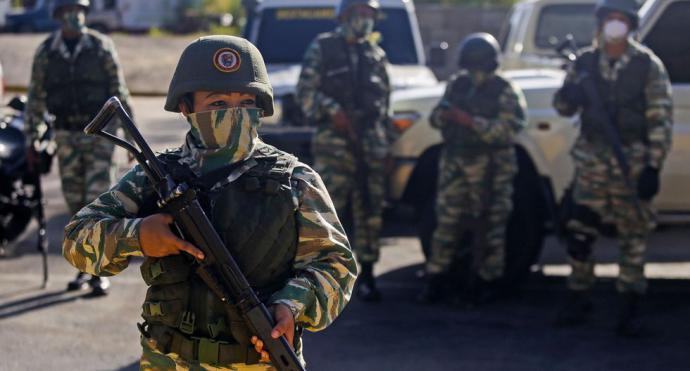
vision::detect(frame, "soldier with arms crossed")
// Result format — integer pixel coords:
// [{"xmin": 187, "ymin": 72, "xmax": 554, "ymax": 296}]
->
[{"xmin": 417, "ymin": 34, "xmax": 527, "ymax": 306}]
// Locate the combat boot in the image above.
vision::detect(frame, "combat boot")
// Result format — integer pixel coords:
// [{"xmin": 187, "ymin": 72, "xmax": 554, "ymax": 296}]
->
[
  {"xmin": 356, "ymin": 262, "xmax": 382, "ymax": 302},
  {"xmin": 616, "ymin": 292, "xmax": 644, "ymax": 337},
  {"xmin": 66, "ymin": 272, "xmax": 90, "ymax": 291},
  {"xmin": 454, "ymin": 275, "xmax": 501, "ymax": 309},
  {"xmin": 416, "ymin": 273, "xmax": 446, "ymax": 304},
  {"xmin": 89, "ymin": 276, "xmax": 111, "ymax": 297},
  {"xmin": 554, "ymin": 290, "xmax": 592, "ymax": 326}
]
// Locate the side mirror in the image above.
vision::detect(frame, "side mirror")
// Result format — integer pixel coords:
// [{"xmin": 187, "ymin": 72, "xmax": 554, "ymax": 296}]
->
[
  {"xmin": 8, "ymin": 95, "xmax": 27, "ymax": 112},
  {"xmin": 428, "ymin": 42, "xmax": 449, "ymax": 68}
]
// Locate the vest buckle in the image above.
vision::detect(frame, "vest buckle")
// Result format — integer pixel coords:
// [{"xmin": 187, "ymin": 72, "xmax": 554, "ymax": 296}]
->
[{"xmin": 179, "ymin": 311, "xmax": 196, "ymax": 335}]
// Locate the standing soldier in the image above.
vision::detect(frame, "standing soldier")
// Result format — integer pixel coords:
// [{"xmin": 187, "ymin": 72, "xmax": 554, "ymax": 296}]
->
[
  {"xmin": 25, "ymin": 0, "xmax": 133, "ymax": 295},
  {"xmin": 297, "ymin": 0, "xmax": 390, "ymax": 302},
  {"xmin": 553, "ymin": 0, "xmax": 673, "ymax": 337},
  {"xmin": 63, "ymin": 35, "xmax": 357, "ymax": 370},
  {"xmin": 417, "ymin": 33, "xmax": 527, "ymax": 306}
]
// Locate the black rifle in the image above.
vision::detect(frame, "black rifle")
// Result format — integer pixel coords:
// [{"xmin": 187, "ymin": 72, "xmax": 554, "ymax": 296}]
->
[
  {"xmin": 343, "ymin": 109, "xmax": 373, "ymax": 216},
  {"xmin": 85, "ymin": 97, "xmax": 304, "ymax": 371},
  {"xmin": 558, "ymin": 35, "xmax": 646, "ymax": 222}
]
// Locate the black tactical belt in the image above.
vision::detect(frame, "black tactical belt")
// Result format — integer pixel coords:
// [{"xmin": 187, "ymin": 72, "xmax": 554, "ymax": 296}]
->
[{"xmin": 142, "ymin": 323, "xmax": 262, "ymax": 365}]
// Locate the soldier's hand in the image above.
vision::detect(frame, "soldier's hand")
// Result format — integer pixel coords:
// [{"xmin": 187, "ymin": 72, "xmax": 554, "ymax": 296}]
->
[
  {"xmin": 251, "ymin": 304, "xmax": 295, "ymax": 362},
  {"xmin": 441, "ymin": 107, "xmax": 474, "ymax": 127},
  {"xmin": 139, "ymin": 214, "xmax": 205, "ymax": 260},
  {"xmin": 331, "ymin": 110, "xmax": 351, "ymax": 135}
]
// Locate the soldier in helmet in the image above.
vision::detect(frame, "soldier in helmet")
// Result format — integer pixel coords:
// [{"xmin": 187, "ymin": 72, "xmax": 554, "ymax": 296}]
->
[
  {"xmin": 297, "ymin": 0, "xmax": 390, "ymax": 302},
  {"xmin": 25, "ymin": 0, "xmax": 133, "ymax": 296},
  {"xmin": 62, "ymin": 35, "xmax": 357, "ymax": 369},
  {"xmin": 553, "ymin": 0, "xmax": 672, "ymax": 336},
  {"xmin": 417, "ymin": 33, "xmax": 527, "ymax": 306}
]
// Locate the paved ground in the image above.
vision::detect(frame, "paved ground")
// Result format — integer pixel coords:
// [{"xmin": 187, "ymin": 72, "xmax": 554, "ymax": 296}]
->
[{"xmin": 1, "ymin": 97, "xmax": 689, "ymax": 370}]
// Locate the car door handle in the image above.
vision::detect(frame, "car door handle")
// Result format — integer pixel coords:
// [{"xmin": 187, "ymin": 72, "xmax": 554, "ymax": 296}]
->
[{"xmin": 537, "ymin": 122, "xmax": 551, "ymax": 131}]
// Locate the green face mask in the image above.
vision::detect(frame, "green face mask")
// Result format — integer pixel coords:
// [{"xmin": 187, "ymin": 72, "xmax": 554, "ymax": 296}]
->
[
  {"xmin": 186, "ymin": 107, "xmax": 262, "ymax": 163},
  {"xmin": 345, "ymin": 14, "xmax": 375, "ymax": 39},
  {"xmin": 61, "ymin": 9, "xmax": 86, "ymax": 34}
]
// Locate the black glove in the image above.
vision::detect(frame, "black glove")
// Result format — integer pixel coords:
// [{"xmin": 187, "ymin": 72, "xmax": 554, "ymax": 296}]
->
[
  {"xmin": 559, "ymin": 82, "xmax": 586, "ymax": 107},
  {"xmin": 637, "ymin": 166, "xmax": 660, "ymax": 201}
]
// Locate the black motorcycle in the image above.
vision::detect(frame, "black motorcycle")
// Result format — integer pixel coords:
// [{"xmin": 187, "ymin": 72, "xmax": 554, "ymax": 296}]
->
[{"xmin": 0, "ymin": 96, "xmax": 55, "ymax": 288}]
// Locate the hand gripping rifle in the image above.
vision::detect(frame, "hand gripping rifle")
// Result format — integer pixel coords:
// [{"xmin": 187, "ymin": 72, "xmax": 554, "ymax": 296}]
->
[
  {"xmin": 558, "ymin": 35, "xmax": 646, "ymax": 223},
  {"xmin": 85, "ymin": 97, "xmax": 304, "ymax": 371}
]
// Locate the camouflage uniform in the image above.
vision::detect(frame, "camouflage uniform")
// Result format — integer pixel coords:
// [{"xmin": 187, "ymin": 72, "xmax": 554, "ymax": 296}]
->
[
  {"xmin": 554, "ymin": 39, "xmax": 673, "ymax": 294},
  {"xmin": 25, "ymin": 29, "xmax": 133, "ymax": 215},
  {"xmin": 296, "ymin": 26, "xmax": 390, "ymax": 266},
  {"xmin": 62, "ymin": 133, "xmax": 357, "ymax": 369},
  {"xmin": 426, "ymin": 71, "xmax": 527, "ymax": 282}
]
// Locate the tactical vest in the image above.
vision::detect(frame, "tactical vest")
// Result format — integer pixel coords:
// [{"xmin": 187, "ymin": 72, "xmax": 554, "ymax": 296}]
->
[
  {"xmin": 139, "ymin": 144, "xmax": 300, "ymax": 365},
  {"xmin": 442, "ymin": 74, "xmax": 511, "ymax": 154},
  {"xmin": 43, "ymin": 33, "xmax": 110, "ymax": 129},
  {"xmin": 316, "ymin": 32, "xmax": 387, "ymax": 124},
  {"xmin": 576, "ymin": 49, "xmax": 651, "ymax": 146}
]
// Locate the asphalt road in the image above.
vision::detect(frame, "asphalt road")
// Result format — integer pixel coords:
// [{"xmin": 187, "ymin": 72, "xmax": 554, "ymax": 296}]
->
[{"xmin": 1, "ymin": 97, "xmax": 689, "ymax": 371}]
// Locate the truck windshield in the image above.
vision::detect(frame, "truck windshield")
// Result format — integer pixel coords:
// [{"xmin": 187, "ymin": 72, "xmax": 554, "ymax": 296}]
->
[
  {"xmin": 535, "ymin": 4, "xmax": 596, "ymax": 49},
  {"xmin": 254, "ymin": 7, "xmax": 418, "ymax": 65}
]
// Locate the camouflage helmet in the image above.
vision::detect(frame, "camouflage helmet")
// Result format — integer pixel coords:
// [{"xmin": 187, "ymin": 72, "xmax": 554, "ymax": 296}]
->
[
  {"xmin": 335, "ymin": 0, "xmax": 380, "ymax": 19},
  {"xmin": 457, "ymin": 33, "xmax": 501, "ymax": 72},
  {"xmin": 595, "ymin": 0, "xmax": 640, "ymax": 29},
  {"xmin": 51, "ymin": 0, "xmax": 90, "ymax": 18},
  {"xmin": 165, "ymin": 35, "xmax": 274, "ymax": 116}
]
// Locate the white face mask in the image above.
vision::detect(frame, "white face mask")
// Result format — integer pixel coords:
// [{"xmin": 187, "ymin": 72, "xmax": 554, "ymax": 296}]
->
[{"xmin": 603, "ymin": 19, "xmax": 629, "ymax": 42}]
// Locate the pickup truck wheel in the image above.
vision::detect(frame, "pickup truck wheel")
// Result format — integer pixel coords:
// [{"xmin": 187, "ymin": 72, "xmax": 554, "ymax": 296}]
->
[{"xmin": 502, "ymin": 148, "xmax": 547, "ymax": 288}]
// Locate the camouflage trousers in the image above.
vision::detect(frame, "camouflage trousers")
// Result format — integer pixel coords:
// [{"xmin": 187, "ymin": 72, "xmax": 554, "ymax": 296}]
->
[
  {"xmin": 55, "ymin": 129, "xmax": 115, "ymax": 215},
  {"xmin": 312, "ymin": 128, "xmax": 386, "ymax": 264},
  {"xmin": 426, "ymin": 149, "xmax": 516, "ymax": 282},
  {"xmin": 567, "ymin": 143, "xmax": 653, "ymax": 294},
  {"xmin": 139, "ymin": 337, "xmax": 277, "ymax": 371}
]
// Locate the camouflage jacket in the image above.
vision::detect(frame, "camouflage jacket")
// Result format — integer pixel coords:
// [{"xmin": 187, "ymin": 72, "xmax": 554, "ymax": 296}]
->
[
  {"xmin": 554, "ymin": 39, "xmax": 673, "ymax": 169},
  {"xmin": 62, "ymin": 137, "xmax": 357, "ymax": 332},
  {"xmin": 296, "ymin": 27, "xmax": 391, "ymax": 126},
  {"xmin": 25, "ymin": 29, "xmax": 133, "ymax": 141},
  {"xmin": 430, "ymin": 72, "xmax": 527, "ymax": 153}
]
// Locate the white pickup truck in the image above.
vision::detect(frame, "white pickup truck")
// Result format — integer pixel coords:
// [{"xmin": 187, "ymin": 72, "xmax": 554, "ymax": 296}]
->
[{"xmin": 391, "ymin": 0, "xmax": 690, "ymax": 281}]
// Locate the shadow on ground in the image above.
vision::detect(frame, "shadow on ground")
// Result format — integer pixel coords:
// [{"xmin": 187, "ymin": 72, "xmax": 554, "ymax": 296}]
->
[{"xmin": 302, "ymin": 264, "xmax": 690, "ymax": 371}]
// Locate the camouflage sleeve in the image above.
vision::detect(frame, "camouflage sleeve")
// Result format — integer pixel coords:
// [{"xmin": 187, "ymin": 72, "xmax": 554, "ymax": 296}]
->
[
  {"xmin": 62, "ymin": 165, "xmax": 154, "ymax": 276},
  {"xmin": 429, "ymin": 77, "xmax": 457, "ymax": 130},
  {"xmin": 471, "ymin": 82, "xmax": 528, "ymax": 144},
  {"xmin": 269, "ymin": 164, "xmax": 357, "ymax": 332},
  {"xmin": 644, "ymin": 54, "xmax": 673, "ymax": 169},
  {"xmin": 553, "ymin": 64, "xmax": 580, "ymax": 117},
  {"xmin": 101, "ymin": 36, "xmax": 134, "ymax": 117},
  {"xmin": 25, "ymin": 42, "xmax": 50, "ymax": 142},
  {"xmin": 377, "ymin": 46, "xmax": 392, "ymax": 118},
  {"xmin": 296, "ymin": 39, "xmax": 342, "ymax": 122}
]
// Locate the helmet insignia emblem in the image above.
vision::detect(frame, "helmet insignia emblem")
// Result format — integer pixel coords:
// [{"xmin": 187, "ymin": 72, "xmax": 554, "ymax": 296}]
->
[{"xmin": 213, "ymin": 48, "xmax": 242, "ymax": 73}]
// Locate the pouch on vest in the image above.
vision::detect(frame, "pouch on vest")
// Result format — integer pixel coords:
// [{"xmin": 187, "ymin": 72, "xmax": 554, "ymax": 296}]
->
[
  {"xmin": 141, "ymin": 282, "xmax": 191, "ymax": 328},
  {"xmin": 140, "ymin": 255, "xmax": 193, "ymax": 286}
]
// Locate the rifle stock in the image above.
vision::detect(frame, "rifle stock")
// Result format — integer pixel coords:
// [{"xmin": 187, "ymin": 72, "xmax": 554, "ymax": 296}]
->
[{"xmin": 85, "ymin": 97, "xmax": 305, "ymax": 371}]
